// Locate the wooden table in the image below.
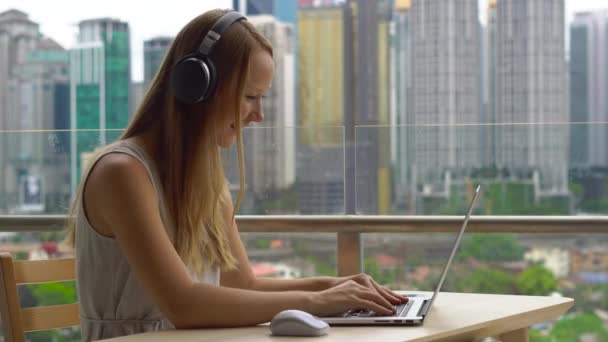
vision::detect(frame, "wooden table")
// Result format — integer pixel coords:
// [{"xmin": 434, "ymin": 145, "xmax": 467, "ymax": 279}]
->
[{"xmin": 101, "ymin": 292, "xmax": 574, "ymax": 342}]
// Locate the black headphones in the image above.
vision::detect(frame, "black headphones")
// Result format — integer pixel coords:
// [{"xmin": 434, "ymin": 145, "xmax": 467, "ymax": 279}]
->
[{"xmin": 171, "ymin": 11, "xmax": 246, "ymax": 104}]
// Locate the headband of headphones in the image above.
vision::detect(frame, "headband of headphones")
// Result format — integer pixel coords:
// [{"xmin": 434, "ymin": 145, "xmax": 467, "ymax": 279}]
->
[{"xmin": 198, "ymin": 10, "xmax": 246, "ymax": 56}]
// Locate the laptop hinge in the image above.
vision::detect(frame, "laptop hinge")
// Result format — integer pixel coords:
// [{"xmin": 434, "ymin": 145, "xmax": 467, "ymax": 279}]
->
[{"xmin": 417, "ymin": 300, "xmax": 431, "ymax": 317}]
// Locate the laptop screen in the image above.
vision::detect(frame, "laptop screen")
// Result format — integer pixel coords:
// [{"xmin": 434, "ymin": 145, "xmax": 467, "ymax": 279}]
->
[{"xmin": 421, "ymin": 185, "xmax": 481, "ymax": 317}]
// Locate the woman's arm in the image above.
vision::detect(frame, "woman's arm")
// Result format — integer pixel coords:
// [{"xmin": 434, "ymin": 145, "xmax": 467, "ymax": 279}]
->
[
  {"xmin": 218, "ymin": 189, "xmax": 334, "ymax": 291},
  {"xmin": 86, "ymin": 154, "xmax": 395, "ymax": 328},
  {"xmin": 219, "ymin": 186, "xmax": 407, "ymax": 304}
]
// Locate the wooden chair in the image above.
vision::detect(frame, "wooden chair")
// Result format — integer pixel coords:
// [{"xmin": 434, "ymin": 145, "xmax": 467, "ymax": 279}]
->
[{"xmin": 0, "ymin": 252, "xmax": 79, "ymax": 342}]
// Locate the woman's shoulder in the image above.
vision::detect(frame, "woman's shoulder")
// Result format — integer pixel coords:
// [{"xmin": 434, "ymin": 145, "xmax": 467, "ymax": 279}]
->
[
  {"xmin": 81, "ymin": 144, "xmax": 158, "ymax": 239},
  {"xmin": 88, "ymin": 150, "xmax": 149, "ymax": 187}
]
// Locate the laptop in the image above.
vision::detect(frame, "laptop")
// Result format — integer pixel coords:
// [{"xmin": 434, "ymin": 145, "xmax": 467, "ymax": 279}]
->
[{"xmin": 321, "ymin": 185, "xmax": 481, "ymax": 326}]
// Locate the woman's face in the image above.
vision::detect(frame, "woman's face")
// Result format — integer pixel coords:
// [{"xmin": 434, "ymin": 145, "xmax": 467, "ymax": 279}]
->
[{"xmin": 218, "ymin": 50, "xmax": 274, "ymax": 147}]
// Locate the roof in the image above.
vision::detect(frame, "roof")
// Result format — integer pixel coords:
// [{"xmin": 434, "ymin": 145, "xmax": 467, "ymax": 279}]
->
[
  {"xmin": 0, "ymin": 9, "xmax": 29, "ymax": 21},
  {"xmin": 251, "ymin": 263, "xmax": 277, "ymax": 277},
  {"xmin": 37, "ymin": 36, "xmax": 65, "ymax": 51},
  {"xmin": 376, "ymin": 253, "xmax": 401, "ymax": 267}
]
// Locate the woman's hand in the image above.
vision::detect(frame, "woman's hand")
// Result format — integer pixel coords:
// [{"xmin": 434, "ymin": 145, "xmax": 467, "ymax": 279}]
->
[
  {"xmin": 308, "ymin": 280, "xmax": 397, "ymax": 317},
  {"xmin": 326, "ymin": 273, "xmax": 408, "ymax": 306}
]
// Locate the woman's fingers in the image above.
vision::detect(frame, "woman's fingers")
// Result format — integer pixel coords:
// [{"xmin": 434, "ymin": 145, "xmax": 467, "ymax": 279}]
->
[
  {"xmin": 357, "ymin": 287, "xmax": 395, "ymax": 313},
  {"xmin": 356, "ymin": 299, "xmax": 394, "ymax": 316},
  {"xmin": 382, "ymin": 286, "xmax": 409, "ymax": 302},
  {"xmin": 367, "ymin": 281, "xmax": 400, "ymax": 304}
]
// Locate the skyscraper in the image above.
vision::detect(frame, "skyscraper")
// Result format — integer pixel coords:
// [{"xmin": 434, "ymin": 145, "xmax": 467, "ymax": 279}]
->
[
  {"xmin": 485, "ymin": 0, "xmax": 497, "ymax": 167},
  {"xmin": 143, "ymin": 37, "xmax": 172, "ymax": 89},
  {"xmin": 407, "ymin": 0, "xmax": 481, "ymax": 202},
  {"xmin": 233, "ymin": 0, "xmax": 297, "ymax": 24},
  {"xmin": 570, "ymin": 11, "xmax": 608, "ymax": 168},
  {"xmin": 70, "ymin": 18, "xmax": 130, "ymax": 190},
  {"xmin": 494, "ymin": 0, "xmax": 568, "ymax": 194},
  {"xmin": 391, "ymin": 0, "xmax": 411, "ymax": 212},
  {"xmin": 349, "ymin": 0, "xmax": 393, "ymax": 215},
  {"xmin": 0, "ymin": 9, "xmax": 70, "ymax": 213},
  {"xmin": 129, "ymin": 81, "xmax": 145, "ymax": 118},
  {"xmin": 0, "ymin": 9, "xmax": 40, "ymax": 213},
  {"xmin": 296, "ymin": 4, "xmax": 351, "ymax": 214},
  {"xmin": 245, "ymin": 15, "xmax": 296, "ymax": 195},
  {"xmin": 11, "ymin": 39, "xmax": 70, "ymax": 213}
]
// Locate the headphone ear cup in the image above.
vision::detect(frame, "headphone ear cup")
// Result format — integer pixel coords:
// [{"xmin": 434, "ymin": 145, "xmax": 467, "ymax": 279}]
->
[
  {"xmin": 171, "ymin": 55, "xmax": 212, "ymax": 104},
  {"xmin": 202, "ymin": 57, "xmax": 218, "ymax": 102}
]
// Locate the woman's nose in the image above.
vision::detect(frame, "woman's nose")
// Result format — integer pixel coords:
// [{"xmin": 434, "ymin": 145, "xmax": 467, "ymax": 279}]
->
[{"xmin": 252, "ymin": 109, "xmax": 264, "ymax": 122}]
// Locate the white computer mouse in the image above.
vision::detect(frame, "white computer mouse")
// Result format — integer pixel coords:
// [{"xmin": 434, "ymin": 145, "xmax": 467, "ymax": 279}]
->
[{"xmin": 270, "ymin": 309, "xmax": 330, "ymax": 337}]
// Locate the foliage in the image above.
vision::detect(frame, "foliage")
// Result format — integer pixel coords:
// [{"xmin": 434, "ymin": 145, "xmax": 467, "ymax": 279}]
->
[
  {"xmin": 305, "ymin": 256, "xmax": 335, "ymax": 277},
  {"xmin": 564, "ymin": 284, "xmax": 608, "ymax": 312},
  {"xmin": 529, "ymin": 329, "xmax": 551, "ymax": 342},
  {"xmin": 516, "ymin": 265, "xmax": 558, "ymax": 296},
  {"xmin": 549, "ymin": 313, "xmax": 608, "ymax": 341},
  {"xmin": 363, "ymin": 256, "xmax": 398, "ymax": 286},
  {"xmin": 458, "ymin": 234, "xmax": 524, "ymax": 262},
  {"xmin": 254, "ymin": 239, "xmax": 271, "ymax": 249},
  {"xmin": 20, "ymin": 281, "xmax": 80, "ymax": 341},
  {"xmin": 455, "ymin": 268, "xmax": 516, "ymax": 294},
  {"xmin": 30, "ymin": 281, "xmax": 77, "ymax": 306},
  {"xmin": 580, "ymin": 199, "xmax": 608, "ymax": 213},
  {"xmin": 27, "ymin": 328, "xmax": 81, "ymax": 342}
]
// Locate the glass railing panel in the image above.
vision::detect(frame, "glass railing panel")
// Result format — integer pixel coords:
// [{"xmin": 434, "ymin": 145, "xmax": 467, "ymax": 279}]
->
[
  {"xmin": 224, "ymin": 126, "xmax": 346, "ymax": 215},
  {"xmin": 363, "ymin": 232, "xmax": 608, "ymax": 340},
  {"xmin": 356, "ymin": 123, "xmax": 608, "ymax": 216}
]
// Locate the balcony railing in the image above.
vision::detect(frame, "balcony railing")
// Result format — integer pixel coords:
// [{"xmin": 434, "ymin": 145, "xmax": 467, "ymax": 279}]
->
[{"xmin": 1, "ymin": 215, "xmax": 606, "ymax": 276}]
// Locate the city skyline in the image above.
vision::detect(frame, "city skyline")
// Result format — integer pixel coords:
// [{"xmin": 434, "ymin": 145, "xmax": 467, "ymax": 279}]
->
[
  {"xmin": 1, "ymin": 2, "xmax": 607, "ymax": 216},
  {"xmin": 0, "ymin": 0, "xmax": 606, "ymax": 82}
]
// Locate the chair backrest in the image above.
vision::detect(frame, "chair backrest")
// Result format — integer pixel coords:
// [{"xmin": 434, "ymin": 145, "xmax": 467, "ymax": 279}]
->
[{"xmin": 0, "ymin": 252, "xmax": 79, "ymax": 342}]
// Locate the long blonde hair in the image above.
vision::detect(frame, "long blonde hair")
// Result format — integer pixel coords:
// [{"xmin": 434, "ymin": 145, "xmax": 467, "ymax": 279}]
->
[{"xmin": 66, "ymin": 9, "xmax": 273, "ymax": 275}]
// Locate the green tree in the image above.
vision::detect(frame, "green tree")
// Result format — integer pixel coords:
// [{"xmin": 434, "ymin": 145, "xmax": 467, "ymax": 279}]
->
[
  {"xmin": 516, "ymin": 265, "xmax": 558, "ymax": 296},
  {"xmin": 28, "ymin": 281, "xmax": 77, "ymax": 307},
  {"xmin": 550, "ymin": 313, "xmax": 608, "ymax": 341},
  {"xmin": 458, "ymin": 234, "xmax": 524, "ymax": 262},
  {"xmin": 529, "ymin": 329, "xmax": 551, "ymax": 342},
  {"xmin": 24, "ymin": 281, "xmax": 80, "ymax": 342},
  {"xmin": 456, "ymin": 268, "xmax": 516, "ymax": 294},
  {"xmin": 305, "ymin": 256, "xmax": 336, "ymax": 277},
  {"xmin": 254, "ymin": 239, "xmax": 271, "ymax": 249},
  {"xmin": 363, "ymin": 256, "xmax": 397, "ymax": 286}
]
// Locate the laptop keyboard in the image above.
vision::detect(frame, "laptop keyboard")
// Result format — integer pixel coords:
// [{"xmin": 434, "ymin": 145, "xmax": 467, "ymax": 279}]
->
[{"xmin": 341, "ymin": 300, "xmax": 414, "ymax": 318}]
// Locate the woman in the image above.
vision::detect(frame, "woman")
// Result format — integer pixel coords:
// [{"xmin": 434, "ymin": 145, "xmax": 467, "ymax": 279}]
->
[{"xmin": 66, "ymin": 8, "xmax": 407, "ymax": 341}]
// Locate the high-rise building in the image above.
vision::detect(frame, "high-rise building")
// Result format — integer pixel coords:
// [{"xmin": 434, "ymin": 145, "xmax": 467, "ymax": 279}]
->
[
  {"xmin": 485, "ymin": 0, "xmax": 497, "ymax": 167},
  {"xmin": 245, "ymin": 15, "xmax": 296, "ymax": 196},
  {"xmin": 296, "ymin": 4, "xmax": 351, "ymax": 214},
  {"xmin": 570, "ymin": 11, "xmax": 608, "ymax": 168},
  {"xmin": 70, "ymin": 18, "xmax": 130, "ymax": 190},
  {"xmin": 233, "ymin": 0, "xmax": 297, "ymax": 24},
  {"xmin": 391, "ymin": 0, "xmax": 411, "ymax": 212},
  {"xmin": 0, "ymin": 9, "xmax": 40, "ymax": 213},
  {"xmin": 349, "ymin": 0, "xmax": 393, "ymax": 215},
  {"xmin": 129, "ymin": 81, "xmax": 145, "ymax": 118},
  {"xmin": 296, "ymin": 1, "xmax": 392, "ymax": 215},
  {"xmin": 11, "ymin": 39, "xmax": 70, "ymax": 213},
  {"xmin": 143, "ymin": 37, "xmax": 172, "ymax": 89},
  {"xmin": 407, "ymin": 0, "xmax": 481, "ymax": 201},
  {"xmin": 0, "ymin": 10, "xmax": 70, "ymax": 214},
  {"xmin": 494, "ymin": 0, "xmax": 568, "ymax": 194}
]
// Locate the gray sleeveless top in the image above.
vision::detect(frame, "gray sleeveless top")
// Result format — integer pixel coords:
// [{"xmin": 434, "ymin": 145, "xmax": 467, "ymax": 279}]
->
[{"xmin": 75, "ymin": 140, "xmax": 220, "ymax": 341}]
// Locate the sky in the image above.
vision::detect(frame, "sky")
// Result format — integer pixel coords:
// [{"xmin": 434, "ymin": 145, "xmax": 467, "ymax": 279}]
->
[{"xmin": 1, "ymin": 0, "xmax": 607, "ymax": 82}]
